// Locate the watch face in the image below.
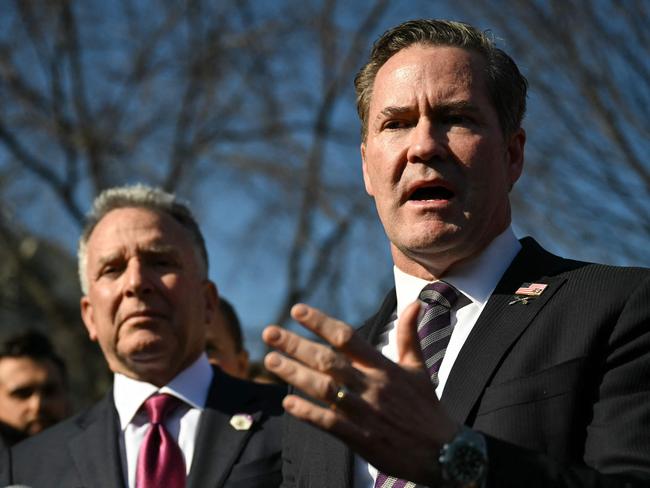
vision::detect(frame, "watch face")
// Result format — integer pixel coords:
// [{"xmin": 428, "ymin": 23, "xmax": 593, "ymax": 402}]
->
[
  {"xmin": 439, "ymin": 430, "xmax": 487, "ymax": 485},
  {"xmin": 448, "ymin": 443, "xmax": 486, "ymax": 483}
]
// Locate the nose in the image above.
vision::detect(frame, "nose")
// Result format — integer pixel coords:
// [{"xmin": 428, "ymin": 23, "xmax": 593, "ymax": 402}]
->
[
  {"xmin": 28, "ymin": 392, "xmax": 43, "ymax": 414},
  {"xmin": 406, "ymin": 118, "xmax": 446, "ymax": 164},
  {"xmin": 124, "ymin": 259, "xmax": 153, "ymax": 297}
]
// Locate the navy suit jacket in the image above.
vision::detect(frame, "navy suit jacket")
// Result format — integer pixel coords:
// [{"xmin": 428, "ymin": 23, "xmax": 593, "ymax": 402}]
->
[
  {"xmin": 4, "ymin": 366, "xmax": 285, "ymax": 488},
  {"xmin": 281, "ymin": 238, "xmax": 650, "ymax": 487}
]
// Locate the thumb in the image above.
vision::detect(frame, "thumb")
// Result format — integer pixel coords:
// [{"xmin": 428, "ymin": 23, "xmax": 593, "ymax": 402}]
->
[{"xmin": 397, "ymin": 300, "xmax": 424, "ymax": 368}]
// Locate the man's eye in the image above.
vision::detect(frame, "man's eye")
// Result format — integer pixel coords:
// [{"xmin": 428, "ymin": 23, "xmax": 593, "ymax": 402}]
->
[
  {"xmin": 11, "ymin": 387, "xmax": 35, "ymax": 400},
  {"xmin": 101, "ymin": 265, "xmax": 120, "ymax": 276},
  {"xmin": 383, "ymin": 119, "xmax": 411, "ymax": 130},
  {"xmin": 444, "ymin": 114, "xmax": 472, "ymax": 125},
  {"xmin": 153, "ymin": 256, "xmax": 177, "ymax": 267}
]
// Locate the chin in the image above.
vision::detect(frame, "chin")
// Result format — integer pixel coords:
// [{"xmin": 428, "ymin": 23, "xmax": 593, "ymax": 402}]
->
[
  {"xmin": 125, "ymin": 332, "xmax": 170, "ymax": 356},
  {"xmin": 127, "ymin": 362, "xmax": 177, "ymax": 386},
  {"xmin": 399, "ymin": 225, "xmax": 463, "ymax": 252}
]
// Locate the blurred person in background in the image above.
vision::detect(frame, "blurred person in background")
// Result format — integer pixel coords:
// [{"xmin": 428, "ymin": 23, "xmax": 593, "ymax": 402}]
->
[
  {"xmin": 204, "ymin": 297, "xmax": 249, "ymax": 379},
  {"xmin": 0, "ymin": 330, "xmax": 71, "ymax": 449},
  {"xmin": 247, "ymin": 361, "xmax": 284, "ymax": 386}
]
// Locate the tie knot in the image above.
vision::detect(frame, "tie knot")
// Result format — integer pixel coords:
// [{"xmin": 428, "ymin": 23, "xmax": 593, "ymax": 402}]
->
[
  {"xmin": 419, "ymin": 281, "xmax": 458, "ymax": 309},
  {"xmin": 142, "ymin": 394, "xmax": 183, "ymax": 424}
]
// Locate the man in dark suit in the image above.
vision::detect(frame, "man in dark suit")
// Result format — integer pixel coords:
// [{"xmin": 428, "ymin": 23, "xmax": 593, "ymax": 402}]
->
[
  {"xmin": 262, "ymin": 19, "xmax": 650, "ymax": 487},
  {"xmin": 4, "ymin": 184, "xmax": 284, "ymax": 488}
]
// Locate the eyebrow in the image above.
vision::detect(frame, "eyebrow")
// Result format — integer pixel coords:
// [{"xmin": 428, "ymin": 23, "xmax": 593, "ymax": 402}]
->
[
  {"xmin": 376, "ymin": 100, "xmax": 481, "ymax": 119},
  {"xmin": 377, "ymin": 106, "xmax": 414, "ymax": 120},
  {"xmin": 96, "ymin": 251, "xmax": 124, "ymax": 269},
  {"xmin": 434, "ymin": 100, "xmax": 481, "ymax": 114},
  {"xmin": 139, "ymin": 244, "xmax": 179, "ymax": 256},
  {"xmin": 95, "ymin": 244, "xmax": 180, "ymax": 268}
]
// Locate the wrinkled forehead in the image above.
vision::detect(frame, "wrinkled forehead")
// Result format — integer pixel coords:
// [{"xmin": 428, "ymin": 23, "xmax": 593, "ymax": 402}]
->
[
  {"xmin": 371, "ymin": 45, "xmax": 488, "ymax": 109},
  {"xmin": 85, "ymin": 207, "xmax": 202, "ymax": 268}
]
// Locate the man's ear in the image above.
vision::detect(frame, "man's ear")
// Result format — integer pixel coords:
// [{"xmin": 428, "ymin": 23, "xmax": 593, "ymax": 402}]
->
[
  {"xmin": 80, "ymin": 296, "xmax": 98, "ymax": 342},
  {"xmin": 506, "ymin": 128, "xmax": 526, "ymax": 189},
  {"xmin": 203, "ymin": 281, "xmax": 219, "ymax": 325},
  {"xmin": 361, "ymin": 142, "xmax": 375, "ymax": 196}
]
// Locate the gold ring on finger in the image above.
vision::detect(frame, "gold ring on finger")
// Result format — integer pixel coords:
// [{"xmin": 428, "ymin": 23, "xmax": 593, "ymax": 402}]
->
[{"xmin": 331, "ymin": 384, "xmax": 350, "ymax": 410}]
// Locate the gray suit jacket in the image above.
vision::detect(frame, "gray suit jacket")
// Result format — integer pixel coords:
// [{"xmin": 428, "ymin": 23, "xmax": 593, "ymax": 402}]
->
[
  {"xmin": 280, "ymin": 238, "xmax": 650, "ymax": 487},
  {"xmin": 5, "ymin": 366, "xmax": 285, "ymax": 488}
]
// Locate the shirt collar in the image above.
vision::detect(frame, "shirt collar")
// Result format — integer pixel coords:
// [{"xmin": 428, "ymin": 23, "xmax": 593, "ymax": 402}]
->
[
  {"xmin": 394, "ymin": 226, "xmax": 521, "ymax": 318},
  {"xmin": 113, "ymin": 353, "xmax": 213, "ymax": 430}
]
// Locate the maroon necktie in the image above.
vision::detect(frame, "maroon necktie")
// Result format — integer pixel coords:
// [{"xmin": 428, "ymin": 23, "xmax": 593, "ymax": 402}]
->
[
  {"xmin": 374, "ymin": 281, "xmax": 459, "ymax": 488},
  {"xmin": 136, "ymin": 393, "xmax": 186, "ymax": 488}
]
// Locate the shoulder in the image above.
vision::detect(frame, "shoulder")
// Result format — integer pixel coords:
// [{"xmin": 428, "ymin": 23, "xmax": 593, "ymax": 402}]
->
[
  {"xmin": 11, "ymin": 395, "xmax": 112, "ymax": 458},
  {"xmin": 514, "ymin": 238, "xmax": 650, "ymax": 338},
  {"xmin": 519, "ymin": 236, "xmax": 649, "ymax": 289},
  {"xmin": 9, "ymin": 396, "xmax": 114, "ymax": 484},
  {"xmin": 208, "ymin": 367, "xmax": 286, "ymax": 417}
]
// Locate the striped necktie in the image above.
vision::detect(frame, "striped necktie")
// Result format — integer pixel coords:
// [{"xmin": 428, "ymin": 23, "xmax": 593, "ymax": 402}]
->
[
  {"xmin": 417, "ymin": 281, "xmax": 459, "ymax": 387},
  {"xmin": 374, "ymin": 281, "xmax": 459, "ymax": 488}
]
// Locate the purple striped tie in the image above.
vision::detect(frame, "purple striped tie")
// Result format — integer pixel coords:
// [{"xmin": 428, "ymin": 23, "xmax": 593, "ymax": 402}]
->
[
  {"xmin": 374, "ymin": 281, "xmax": 458, "ymax": 488},
  {"xmin": 417, "ymin": 281, "xmax": 459, "ymax": 387}
]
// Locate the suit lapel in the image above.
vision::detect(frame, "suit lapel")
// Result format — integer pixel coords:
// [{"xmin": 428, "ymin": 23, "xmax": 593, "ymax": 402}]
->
[
  {"xmin": 187, "ymin": 369, "xmax": 263, "ymax": 488},
  {"xmin": 68, "ymin": 392, "xmax": 125, "ymax": 488},
  {"xmin": 313, "ymin": 431, "xmax": 355, "ymax": 488},
  {"xmin": 358, "ymin": 289, "xmax": 397, "ymax": 345},
  {"xmin": 441, "ymin": 238, "xmax": 568, "ymax": 424}
]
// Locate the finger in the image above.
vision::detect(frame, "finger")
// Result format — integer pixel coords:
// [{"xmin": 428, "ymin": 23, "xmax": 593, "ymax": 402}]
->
[
  {"xmin": 265, "ymin": 352, "xmax": 380, "ymax": 416},
  {"xmin": 396, "ymin": 300, "xmax": 425, "ymax": 368},
  {"xmin": 283, "ymin": 394, "xmax": 371, "ymax": 443},
  {"xmin": 262, "ymin": 325, "xmax": 365, "ymax": 390},
  {"xmin": 290, "ymin": 304, "xmax": 386, "ymax": 367},
  {"xmin": 284, "ymin": 394, "xmax": 406, "ymax": 475},
  {"xmin": 264, "ymin": 351, "xmax": 340, "ymax": 403}
]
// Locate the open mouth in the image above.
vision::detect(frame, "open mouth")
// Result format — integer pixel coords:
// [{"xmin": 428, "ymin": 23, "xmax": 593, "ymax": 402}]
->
[{"xmin": 409, "ymin": 186, "xmax": 455, "ymax": 201}]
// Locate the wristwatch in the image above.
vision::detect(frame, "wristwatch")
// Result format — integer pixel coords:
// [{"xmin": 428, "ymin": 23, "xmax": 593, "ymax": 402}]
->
[{"xmin": 438, "ymin": 426, "xmax": 488, "ymax": 487}]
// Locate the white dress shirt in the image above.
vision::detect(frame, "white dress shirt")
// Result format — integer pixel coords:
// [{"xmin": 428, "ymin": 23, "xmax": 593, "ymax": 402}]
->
[
  {"xmin": 113, "ymin": 354, "xmax": 213, "ymax": 488},
  {"xmin": 354, "ymin": 227, "xmax": 522, "ymax": 487}
]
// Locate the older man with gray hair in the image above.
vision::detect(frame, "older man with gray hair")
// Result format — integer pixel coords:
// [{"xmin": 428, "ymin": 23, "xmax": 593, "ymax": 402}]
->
[{"xmin": 5, "ymin": 184, "xmax": 285, "ymax": 488}]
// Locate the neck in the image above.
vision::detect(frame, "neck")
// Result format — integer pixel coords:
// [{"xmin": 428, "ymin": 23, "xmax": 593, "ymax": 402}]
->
[
  {"xmin": 392, "ymin": 247, "xmax": 451, "ymax": 281},
  {"xmin": 390, "ymin": 226, "xmax": 510, "ymax": 281}
]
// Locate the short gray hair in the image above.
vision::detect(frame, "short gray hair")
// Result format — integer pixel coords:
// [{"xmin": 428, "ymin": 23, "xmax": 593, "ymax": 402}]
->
[
  {"xmin": 78, "ymin": 184, "xmax": 208, "ymax": 294},
  {"xmin": 354, "ymin": 19, "xmax": 528, "ymax": 141}
]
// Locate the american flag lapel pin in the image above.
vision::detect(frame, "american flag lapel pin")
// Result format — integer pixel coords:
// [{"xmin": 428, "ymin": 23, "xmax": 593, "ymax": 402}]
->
[{"xmin": 509, "ymin": 282, "xmax": 548, "ymax": 305}]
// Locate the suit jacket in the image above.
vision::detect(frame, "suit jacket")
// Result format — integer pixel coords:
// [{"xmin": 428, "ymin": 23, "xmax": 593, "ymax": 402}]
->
[
  {"xmin": 281, "ymin": 238, "xmax": 650, "ymax": 487},
  {"xmin": 0, "ymin": 438, "xmax": 8, "ymax": 483},
  {"xmin": 6, "ymin": 366, "xmax": 286, "ymax": 488}
]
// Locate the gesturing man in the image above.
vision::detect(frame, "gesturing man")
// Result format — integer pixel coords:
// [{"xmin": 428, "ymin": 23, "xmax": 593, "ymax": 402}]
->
[
  {"xmin": 263, "ymin": 19, "xmax": 650, "ymax": 487},
  {"xmin": 6, "ymin": 185, "xmax": 284, "ymax": 488}
]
